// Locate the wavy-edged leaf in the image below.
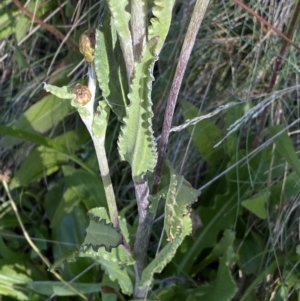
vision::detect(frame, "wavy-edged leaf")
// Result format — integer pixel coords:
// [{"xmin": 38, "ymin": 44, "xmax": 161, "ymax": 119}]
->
[
  {"xmin": 140, "ymin": 166, "xmax": 199, "ymax": 289},
  {"xmin": 79, "ymin": 208, "xmax": 134, "ymax": 295},
  {"xmin": 82, "ymin": 208, "xmax": 124, "ymax": 252},
  {"xmin": 106, "ymin": 0, "xmax": 134, "ymax": 77},
  {"xmin": 140, "ymin": 215, "xmax": 191, "ymax": 289},
  {"xmin": 165, "ymin": 166, "xmax": 200, "ymax": 242},
  {"xmin": 26, "ymin": 281, "xmax": 102, "ymax": 296},
  {"xmin": 148, "ymin": 0, "xmax": 176, "ymax": 54},
  {"xmin": 118, "ymin": 38, "xmax": 158, "ymax": 177},
  {"xmin": 0, "ymin": 94, "xmax": 73, "ymax": 147},
  {"xmin": 95, "ymin": 15, "xmax": 128, "ymax": 119}
]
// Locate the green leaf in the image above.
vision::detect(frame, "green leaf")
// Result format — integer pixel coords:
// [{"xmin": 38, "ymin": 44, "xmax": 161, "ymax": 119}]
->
[
  {"xmin": 176, "ymin": 148, "xmax": 274, "ymax": 274},
  {"xmin": 49, "ymin": 249, "xmax": 79, "ymax": 272},
  {"xmin": 50, "ymin": 166, "xmax": 106, "ymax": 228},
  {"xmin": 95, "ymin": 15, "xmax": 128, "ymax": 119},
  {"xmin": 43, "ymin": 83, "xmax": 76, "ymax": 100},
  {"xmin": 140, "ymin": 215, "xmax": 192, "ymax": 289},
  {"xmin": 269, "ymin": 125, "xmax": 300, "ymax": 177},
  {"xmin": 26, "ymin": 281, "xmax": 102, "ymax": 296},
  {"xmin": 106, "ymin": 0, "xmax": 134, "ymax": 75},
  {"xmin": 0, "ymin": 94, "xmax": 73, "ymax": 147},
  {"xmin": 79, "ymin": 208, "xmax": 134, "ymax": 295},
  {"xmin": 0, "ymin": 260, "xmax": 32, "ymax": 301},
  {"xmin": 140, "ymin": 166, "xmax": 199, "ymax": 289},
  {"xmin": 197, "ymin": 229, "xmax": 235, "ymax": 271},
  {"xmin": 164, "ymin": 165, "xmax": 200, "ymax": 242},
  {"xmin": 0, "ymin": 125, "xmax": 94, "ymax": 174},
  {"xmin": 81, "ymin": 208, "xmax": 124, "ymax": 252},
  {"xmin": 9, "ymin": 129, "xmax": 89, "ymax": 189},
  {"xmin": 118, "ymin": 38, "xmax": 158, "ymax": 177},
  {"xmin": 193, "ymin": 241, "xmax": 238, "ymax": 301},
  {"xmin": 181, "ymin": 99, "xmax": 223, "ymax": 167},
  {"xmin": 148, "ymin": 0, "xmax": 176, "ymax": 54},
  {"xmin": 224, "ymin": 102, "xmax": 244, "ymax": 156},
  {"xmin": 241, "ymin": 192, "xmax": 269, "ymax": 219}
]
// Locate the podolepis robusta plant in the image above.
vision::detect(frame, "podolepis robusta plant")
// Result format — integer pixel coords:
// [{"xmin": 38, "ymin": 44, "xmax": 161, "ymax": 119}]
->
[{"xmin": 43, "ymin": 0, "xmax": 210, "ymax": 298}]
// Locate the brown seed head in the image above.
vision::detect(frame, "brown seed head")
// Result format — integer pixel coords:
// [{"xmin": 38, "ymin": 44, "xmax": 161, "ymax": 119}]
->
[
  {"xmin": 79, "ymin": 28, "xmax": 96, "ymax": 62},
  {"xmin": 72, "ymin": 84, "xmax": 91, "ymax": 105}
]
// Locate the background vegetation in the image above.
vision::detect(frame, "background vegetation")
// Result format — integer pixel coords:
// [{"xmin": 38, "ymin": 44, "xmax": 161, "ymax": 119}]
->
[{"xmin": 1, "ymin": 0, "xmax": 300, "ymax": 300}]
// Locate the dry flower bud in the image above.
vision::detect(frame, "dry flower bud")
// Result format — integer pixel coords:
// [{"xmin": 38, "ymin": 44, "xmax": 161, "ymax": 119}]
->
[
  {"xmin": 72, "ymin": 84, "xmax": 91, "ymax": 105},
  {"xmin": 79, "ymin": 28, "xmax": 96, "ymax": 62}
]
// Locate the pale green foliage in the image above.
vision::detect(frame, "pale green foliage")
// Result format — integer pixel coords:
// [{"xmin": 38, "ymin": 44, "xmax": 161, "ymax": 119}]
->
[
  {"xmin": 43, "ymin": 83, "xmax": 75, "ymax": 100},
  {"xmin": 105, "ymin": 0, "xmax": 134, "ymax": 75},
  {"xmin": 140, "ymin": 166, "xmax": 199, "ymax": 288},
  {"xmin": 148, "ymin": 0, "xmax": 176, "ymax": 54},
  {"xmin": 94, "ymin": 15, "xmax": 128, "ymax": 119},
  {"xmin": 164, "ymin": 169, "xmax": 200, "ymax": 242},
  {"xmin": 118, "ymin": 38, "xmax": 158, "ymax": 177},
  {"xmin": 92, "ymin": 101, "xmax": 110, "ymax": 138},
  {"xmin": 26, "ymin": 281, "xmax": 102, "ymax": 297},
  {"xmin": 0, "ymin": 94, "xmax": 73, "ymax": 147},
  {"xmin": 81, "ymin": 208, "xmax": 124, "ymax": 252},
  {"xmin": 140, "ymin": 215, "xmax": 192, "ymax": 289},
  {"xmin": 79, "ymin": 208, "xmax": 135, "ymax": 295}
]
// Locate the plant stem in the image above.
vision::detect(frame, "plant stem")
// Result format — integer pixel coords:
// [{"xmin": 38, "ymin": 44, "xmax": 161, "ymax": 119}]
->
[
  {"xmin": 80, "ymin": 65, "xmax": 119, "ymax": 227},
  {"xmin": 133, "ymin": 177, "xmax": 153, "ymax": 298},
  {"xmin": 130, "ymin": 0, "xmax": 147, "ymax": 61},
  {"xmin": 153, "ymin": 0, "xmax": 211, "ymax": 194},
  {"xmin": 92, "ymin": 136, "xmax": 119, "ymax": 228}
]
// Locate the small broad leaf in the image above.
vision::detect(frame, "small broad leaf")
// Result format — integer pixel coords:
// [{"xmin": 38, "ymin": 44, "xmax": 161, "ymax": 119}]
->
[
  {"xmin": 241, "ymin": 192, "xmax": 269, "ymax": 219},
  {"xmin": 269, "ymin": 125, "xmax": 300, "ymax": 177},
  {"xmin": 148, "ymin": 0, "xmax": 176, "ymax": 54},
  {"xmin": 26, "ymin": 281, "xmax": 101, "ymax": 296},
  {"xmin": 81, "ymin": 208, "xmax": 124, "ymax": 252},
  {"xmin": 118, "ymin": 38, "xmax": 158, "ymax": 177},
  {"xmin": 95, "ymin": 15, "xmax": 128, "ymax": 119}
]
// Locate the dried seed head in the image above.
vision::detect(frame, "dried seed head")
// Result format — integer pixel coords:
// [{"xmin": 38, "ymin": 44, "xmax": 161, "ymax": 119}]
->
[
  {"xmin": 79, "ymin": 28, "xmax": 96, "ymax": 62},
  {"xmin": 72, "ymin": 84, "xmax": 91, "ymax": 105}
]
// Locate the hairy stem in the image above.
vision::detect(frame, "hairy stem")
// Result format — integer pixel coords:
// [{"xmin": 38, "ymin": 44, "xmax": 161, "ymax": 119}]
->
[
  {"xmin": 92, "ymin": 136, "xmax": 119, "ymax": 227},
  {"xmin": 130, "ymin": 0, "xmax": 147, "ymax": 61},
  {"xmin": 153, "ymin": 0, "xmax": 211, "ymax": 193},
  {"xmin": 133, "ymin": 177, "xmax": 153, "ymax": 298}
]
